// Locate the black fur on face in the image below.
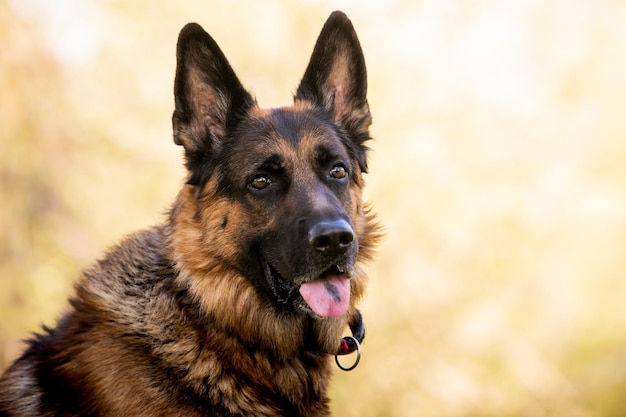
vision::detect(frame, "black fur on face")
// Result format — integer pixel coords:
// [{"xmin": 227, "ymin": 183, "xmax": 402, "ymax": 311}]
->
[
  {"xmin": 171, "ymin": 11, "xmax": 373, "ymax": 312},
  {"xmin": 214, "ymin": 107, "xmax": 360, "ymax": 310}
]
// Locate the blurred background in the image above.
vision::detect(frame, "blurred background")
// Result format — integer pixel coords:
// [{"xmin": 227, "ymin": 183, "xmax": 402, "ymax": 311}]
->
[{"xmin": 2, "ymin": 0, "xmax": 626, "ymax": 415}]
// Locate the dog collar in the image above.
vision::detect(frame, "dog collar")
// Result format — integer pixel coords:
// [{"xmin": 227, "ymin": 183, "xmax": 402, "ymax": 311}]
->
[{"xmin": 335, "ymin": 309, "xmax": 365, "ymax": 371}]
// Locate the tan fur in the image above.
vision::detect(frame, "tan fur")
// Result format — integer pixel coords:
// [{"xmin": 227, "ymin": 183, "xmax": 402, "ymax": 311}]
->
[{"xmin": 0, "ymin": 11, "xmax": 379, "ymax": 417}]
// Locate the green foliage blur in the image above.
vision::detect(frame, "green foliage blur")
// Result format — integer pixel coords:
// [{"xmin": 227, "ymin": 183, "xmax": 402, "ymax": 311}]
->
[{"xmin": 2, "ymin": 1, "xmax": 626, "ymax": 415}]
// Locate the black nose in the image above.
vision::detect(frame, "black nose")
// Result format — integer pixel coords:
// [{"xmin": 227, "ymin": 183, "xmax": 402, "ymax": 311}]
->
[{"xmin": 309, "ymin": 218, "xmax": 354, "ymax": 257}]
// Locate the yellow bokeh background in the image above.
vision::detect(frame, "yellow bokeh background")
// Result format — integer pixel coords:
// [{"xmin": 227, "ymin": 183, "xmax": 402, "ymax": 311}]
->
[{"xmin": 2, "ymin": 0, "xmax": 626, "ymax": 415}]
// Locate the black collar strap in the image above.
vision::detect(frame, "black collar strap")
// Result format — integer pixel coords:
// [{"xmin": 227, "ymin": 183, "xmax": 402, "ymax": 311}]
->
[{"xmin": 335, "ymin": 309, "xmax": 365, "ymax": 371}]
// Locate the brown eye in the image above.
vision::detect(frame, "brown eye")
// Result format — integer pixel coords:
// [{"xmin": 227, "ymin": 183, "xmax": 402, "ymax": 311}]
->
[
  {"xmin": 250, "ymin": 176, "xmax": 272, "ymax": 190},
  {"xmin": 329, "ymin": 165, "xmax": 347, "ymax": 179}
]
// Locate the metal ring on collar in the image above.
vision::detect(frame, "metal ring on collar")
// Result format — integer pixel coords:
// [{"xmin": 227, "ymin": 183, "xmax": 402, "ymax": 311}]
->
[{"xmin": 335, "ymin": 336, "xmax": 361, "ymax": 371}]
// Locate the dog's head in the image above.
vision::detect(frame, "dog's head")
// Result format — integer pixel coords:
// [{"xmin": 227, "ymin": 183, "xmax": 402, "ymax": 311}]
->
[{"xmin": 170, "ymin": 12, "xmax": 378, "ymax": 320}]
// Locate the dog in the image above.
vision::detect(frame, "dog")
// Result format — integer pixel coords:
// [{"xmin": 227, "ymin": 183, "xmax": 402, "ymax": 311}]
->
[{"xmin": 0, "ymin": 11, "xmax": 379, "ymax": 416}]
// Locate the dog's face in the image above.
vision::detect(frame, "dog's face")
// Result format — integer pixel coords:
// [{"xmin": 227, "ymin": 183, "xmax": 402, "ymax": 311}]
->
[{"xmin": 171, "ymin": 12, "xmax": 376, "ymax": 319}]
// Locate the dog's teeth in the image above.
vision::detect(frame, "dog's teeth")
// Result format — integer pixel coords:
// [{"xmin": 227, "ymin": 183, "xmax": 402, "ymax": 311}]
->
[{"xmin": 337, "ymin": 265, "xmax": 344, "ymax": 273}]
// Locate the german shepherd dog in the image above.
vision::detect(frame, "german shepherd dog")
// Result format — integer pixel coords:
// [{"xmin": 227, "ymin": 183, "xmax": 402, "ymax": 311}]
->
[{"xmin": 0, "ymin": 11, "xmax": 379, "ymax": 416}]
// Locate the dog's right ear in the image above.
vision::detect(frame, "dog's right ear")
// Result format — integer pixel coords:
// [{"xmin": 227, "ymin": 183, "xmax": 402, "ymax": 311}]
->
[
  {"xmin": 172, "ymin": 23, "xmax": 254, "ymax": 185},
  {"xmin": 295, "ymin": 12, "xmax": 372, "ymax": 174}
]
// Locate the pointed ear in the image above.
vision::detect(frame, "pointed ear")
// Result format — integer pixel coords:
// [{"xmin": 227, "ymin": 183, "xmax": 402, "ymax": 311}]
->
[
  {"xmin": 295, "ymin": 12, "xmax": 372, "ymax": 170},
  {"xmin": 172, "ymin": 23, "xmax": 254, "ymax": 184}
]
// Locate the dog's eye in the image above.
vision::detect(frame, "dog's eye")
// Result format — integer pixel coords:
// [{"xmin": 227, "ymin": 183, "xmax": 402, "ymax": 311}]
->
[
  {"xmin": 329, "ymin": 165, "xmax": 347, "ymax": 180},
  {"xmin": 250, "ymin": 175, "xmax": 272, "ymax": 190}
]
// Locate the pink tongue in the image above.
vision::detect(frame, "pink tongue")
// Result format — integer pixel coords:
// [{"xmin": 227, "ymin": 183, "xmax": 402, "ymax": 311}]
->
[{"xmin": 299, "ymin": 274, "xmax": 350, "ymax": 318}]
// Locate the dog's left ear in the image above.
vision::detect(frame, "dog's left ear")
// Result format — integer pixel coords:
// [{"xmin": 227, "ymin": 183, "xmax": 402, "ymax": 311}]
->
[
  {"xmin": 296, "ymin": 11, "xmax": 372, "ymax": 172},
  {"xmin": 172, "ymin": 23, "xmax": 255, "ymax": 185}
]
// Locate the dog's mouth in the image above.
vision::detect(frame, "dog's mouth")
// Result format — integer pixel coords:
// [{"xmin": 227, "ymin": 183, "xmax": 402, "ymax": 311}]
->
[{"xmin": 262, "ymin": 261, "xmax": 352, "ymax": 318}]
